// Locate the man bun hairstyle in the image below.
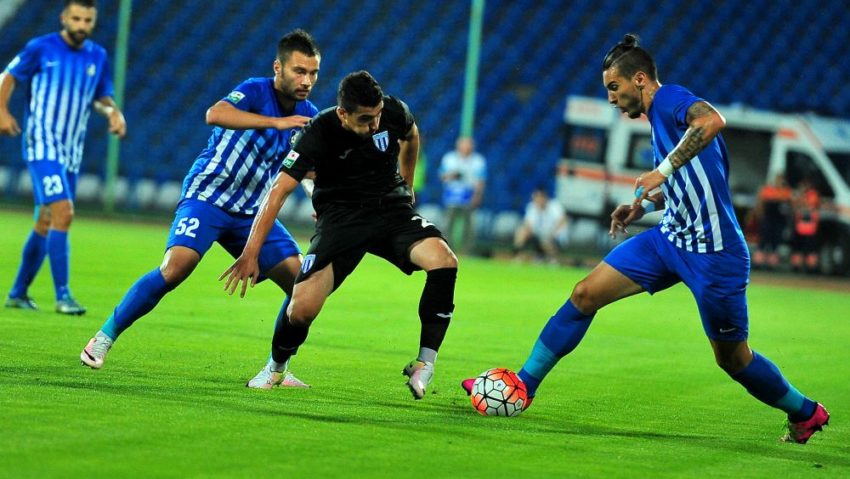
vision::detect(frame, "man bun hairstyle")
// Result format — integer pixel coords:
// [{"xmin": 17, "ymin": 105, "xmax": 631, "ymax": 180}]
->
[
  {"xmin": 602, "ymin": 33, "xmax": 657, "ymax": 80},
  {"xmin": 277, "ymin": 29, "xmax": 320, "ymax": 63},
  {"xmin": 338, "ymin": 71, "xmax": 384, "ymax": 112}
]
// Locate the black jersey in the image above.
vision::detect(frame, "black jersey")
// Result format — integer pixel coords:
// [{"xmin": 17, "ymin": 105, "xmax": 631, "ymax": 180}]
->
[{"xmin": 281, "ymin": 96, "xmax": 415, "ymax": 211}]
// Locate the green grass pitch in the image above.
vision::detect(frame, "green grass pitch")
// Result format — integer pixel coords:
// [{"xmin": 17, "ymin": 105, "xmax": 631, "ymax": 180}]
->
[{"xmin": 1, "ymin": 209, "xmax": 848, "ymax": 478}]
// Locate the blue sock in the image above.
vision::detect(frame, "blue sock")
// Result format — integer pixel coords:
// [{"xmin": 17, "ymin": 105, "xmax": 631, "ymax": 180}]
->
[
  {"xmin": 47, "ymin": 229, "xmax": 70, "ymax": 300},
  {"xmin": 730, "ymin": 351, "xmax": 816, "ymax": 422},
  {"xmin": 518, "ymin": 299, "xmax": 595, "ymax": 397},
  {"xmin": 9, "ymin": 230, "xmax": 47, "ymax": 298},
  {"xmin": 101, "ymin": 269, "xmax": 174, "ymax": 340}
]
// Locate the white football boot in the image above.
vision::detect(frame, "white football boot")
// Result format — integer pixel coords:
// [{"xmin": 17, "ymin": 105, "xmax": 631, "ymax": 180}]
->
[
  {"xmin": 402, "ymin": 360, "xmax": 434, "ymax": 400},
  {"xmin": 246, "ymin": 362, "xmax": 310, "ymax": 389},
  {"xmin": 80, "ymin": 332, "xmax": 114, "ymax": 369}
]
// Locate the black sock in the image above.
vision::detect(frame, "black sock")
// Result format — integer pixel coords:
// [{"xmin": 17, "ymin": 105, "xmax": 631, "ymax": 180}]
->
[
  {"xmin": 271, "ymin": 298, "xmax": 309, "ymax": 364},
  {"xmin": 418, "ymin": 267, "xmax": 457, "ymax": 351}
]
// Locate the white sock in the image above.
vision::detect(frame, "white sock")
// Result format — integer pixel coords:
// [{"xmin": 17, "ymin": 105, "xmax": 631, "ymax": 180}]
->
[
  {"xmin": 417, "ymin": 347, "xmax": 437, "ymax": 364},
  {"xmin": 269, "ymin": 358, "xmax": 290, "ymax": 373}
]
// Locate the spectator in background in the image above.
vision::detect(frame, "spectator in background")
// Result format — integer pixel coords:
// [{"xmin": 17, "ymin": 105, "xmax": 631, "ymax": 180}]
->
[
  {"xmin": 513, "ymin": 187, "xmax": 569, "ymax": 264},
  {"xmin": 790, "ymin": 177, "xmax": 821, "ymax": 272},
  {"xmin": 752, "ymin": 173, "xmax": 792, "ymax": 269},
  {"xmin": 440, "ymin": 136, "xmax": 486, "ymax": 255}
]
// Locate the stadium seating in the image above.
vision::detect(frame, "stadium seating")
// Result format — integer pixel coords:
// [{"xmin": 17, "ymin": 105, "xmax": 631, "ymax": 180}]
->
[{"xmin": 1, "ymin": 0, "xmax": 848, "ymax": 227}]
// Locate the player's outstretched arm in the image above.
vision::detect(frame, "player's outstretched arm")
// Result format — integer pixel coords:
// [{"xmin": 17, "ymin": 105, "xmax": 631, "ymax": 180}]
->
[
  {"xmin": 94, "ymin": 96, "xmax": 127, "ymax": 138},
  {"xmin": 398, "ymin": 122, "xmax": 420, "ymax": 201},
  {"xmin": 206, "ymin": 100, "xmax": 311, "ymax": 131},
  {"xmin": 220, "ymin": 171, "xmax": 300, "ymax": 297},
  {"xmin": 0, "ymin": 72, "xmax": 21, "ymax": 136},
  {"xmin": 633, "ymin": 101, "xmax": 725, "ymax": 205}
]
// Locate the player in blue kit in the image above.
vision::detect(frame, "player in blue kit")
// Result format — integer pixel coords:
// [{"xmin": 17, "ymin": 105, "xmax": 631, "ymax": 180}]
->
[
  {"xmin": 1, "ymin": 0, "xmax": 126, "ymax": 315},
  {"xmin": 463, "ymin": 34, "xmax": 829, "ymax": 444},
  {"xmin": 80, "ymin": 30, "xmax": 321, "ymax": 389}
]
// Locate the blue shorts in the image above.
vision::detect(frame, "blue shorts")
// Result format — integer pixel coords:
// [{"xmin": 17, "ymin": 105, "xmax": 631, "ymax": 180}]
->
[
  {"xmin": 166, "ymin": 198, "xmax": 300, "ymax": 276},
  {"xmin": 604, "ymin": 226, "xmax": 750, "ymax": 341},
  {"xmin": 28, "ymin": 160, "xmax": 77, "ymax": 205}
]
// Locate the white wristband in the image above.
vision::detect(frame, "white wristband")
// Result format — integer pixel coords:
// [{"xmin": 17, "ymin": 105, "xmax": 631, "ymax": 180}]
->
[
  {"xmin": 641, "ymin": 200, "xmax": 656, "ymax": 213},
  {"xmin": 657, "ymin": 157, "xmax": 674, "ymax": 177},
  {"xmin": 102, "ymin": 106, "xmax": 115, "ymax": 116}
]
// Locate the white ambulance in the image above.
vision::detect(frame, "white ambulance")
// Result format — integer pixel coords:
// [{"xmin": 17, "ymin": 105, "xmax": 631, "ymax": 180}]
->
[{"xmin": 557, "ymin": 95, "xmax": 850, "ymax": 276}]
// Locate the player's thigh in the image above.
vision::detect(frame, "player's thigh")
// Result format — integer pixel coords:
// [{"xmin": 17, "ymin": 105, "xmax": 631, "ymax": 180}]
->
[
  {"xmin": 165, "ymin": 199, "xmax": 224, "ymax": 265},
  {"xmin": 602, "ymin": 227, "xmax": 679, "ymax": 295},
  {"xmin": 263, "ymin": 255, "xmax": 302, "ymax": 296},
  {"xmin": 372, "ymin": 204, "xmax": 448, "ymax": 274},
  {"xmin": 409, "ymin": 237, "xmax": 457, "ymax": 270},
  {"xmin": 572, "ymin": 261, "xmax": 645, "ymax": 312},
  {"xmin": 682, "ymin": 245, "xmax": 750, "ymax": 342},
  {"xmin": 289, "ymin": 262, "xmax": 335, "ymax": 324}
]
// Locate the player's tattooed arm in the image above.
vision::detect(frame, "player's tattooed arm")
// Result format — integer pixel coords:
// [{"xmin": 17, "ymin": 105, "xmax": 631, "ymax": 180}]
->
[{"xmin": 666, "ymin": 101, "xmax": 726, "ymax": 169}]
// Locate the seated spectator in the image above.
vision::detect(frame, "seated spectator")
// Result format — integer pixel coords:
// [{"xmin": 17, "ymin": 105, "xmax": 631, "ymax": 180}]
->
[
  {"xmin": 513, "ymin": 188, "xmax": 569, "ymax": 264},
  {"xmin": 752, "ymin": 173, "xmax": 793, "ymax": 269}
]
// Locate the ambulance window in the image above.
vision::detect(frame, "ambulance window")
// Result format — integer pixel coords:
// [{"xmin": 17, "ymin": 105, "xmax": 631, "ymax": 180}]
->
[
  {"xmin": 826, "ymin": 151, "xmax": 850, "ymax": 187},
  {"xmin": 562, "ymin": 125, "xmax": 606, "ymax": 164},
  {"xmin": 626, "ymin": 134, "xmax": 654, "ymax": 170},
  {"xmin": 786, "ymin": 151, "xmax": 834, "ymax": 198},
  {"xmin": 721, "ymin": 127, "xmax": 771, "ymax": 195}
]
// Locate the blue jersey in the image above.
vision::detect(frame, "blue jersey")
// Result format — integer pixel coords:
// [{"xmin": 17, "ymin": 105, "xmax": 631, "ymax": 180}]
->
[
  {"xmin": 648, "ymin": 84, "xmax": 744, "ymax": 253},
  {"xmin": 181, "ymin": 77, "xmax": 318, "ymax": 215},
  {"xmin": 5, "ymin": 32, "xmax": 113, "ymax": 173}
]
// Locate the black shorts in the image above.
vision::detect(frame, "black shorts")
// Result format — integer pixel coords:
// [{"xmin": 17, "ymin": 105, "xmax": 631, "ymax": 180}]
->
[{"xmin": 296, "ymin": 202, "xmax": 446, "ymax": 290}]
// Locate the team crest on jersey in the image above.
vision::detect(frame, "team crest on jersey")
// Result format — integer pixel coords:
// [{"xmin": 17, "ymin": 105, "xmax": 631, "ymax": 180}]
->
[
  {"xmin": 226, "ymin": 91, "xmax": 245, "ymax": 103},
  {"xmin": 372, "ymin": 131, "xmax": 389, "ymax": 152},
  {"xmin": 87, "ymin": 64, "xmax": 96, "ymax": 77},
  {"xmin": 283, "ymin": 150, "xmax": 299, "ymax": 168},
  {"xmin": 290, "ymin": 129, "xmax": 303, "ymax": 147},
  {"xmin": 301, "ymin": 254, "xmax": 316, "ymax": 273}
]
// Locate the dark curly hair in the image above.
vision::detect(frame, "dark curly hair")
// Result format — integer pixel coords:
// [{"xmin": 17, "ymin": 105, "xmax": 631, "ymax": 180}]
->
[{"xmin": 337, "ymin": 71, "xmax": 383, "ymax": 112}]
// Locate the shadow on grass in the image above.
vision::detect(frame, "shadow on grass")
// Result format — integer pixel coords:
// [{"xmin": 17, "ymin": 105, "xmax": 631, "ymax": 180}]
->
[{"xmin": 3, "ymin": 364, "xmax": 846, "ymax": 470}]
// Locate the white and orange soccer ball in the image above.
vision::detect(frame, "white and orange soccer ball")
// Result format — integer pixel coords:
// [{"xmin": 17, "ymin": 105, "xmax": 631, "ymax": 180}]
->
[{"xmin": 470, "ymin": 367, "xmax": 528, "ymax": 417}]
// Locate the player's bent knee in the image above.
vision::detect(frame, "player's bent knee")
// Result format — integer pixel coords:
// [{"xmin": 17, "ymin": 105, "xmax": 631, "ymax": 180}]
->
[
  {"xmin": 159, "ymin": 264, "xmax": 192, "ymax": 286},
  {"xmin": 159, "ymin": 247, "xmax": 201, "ymax": 286},
  {"xmin": 570, "ymin": 280, "xmax": 596, "ymax": 313},
  {"xmin": 288, "ymin": 308, "xmax": 317, "ymax": 327},
  {"xmin": 440, "ymin": 251, "xmax": 459, "ymax": 269},
  {"xmin": 716, "ymin": 357, "xmax": 743, "ymax": 374},
  {"xmin": 714, "ymin": 352, "xmax": 748, "ymax": 374}
]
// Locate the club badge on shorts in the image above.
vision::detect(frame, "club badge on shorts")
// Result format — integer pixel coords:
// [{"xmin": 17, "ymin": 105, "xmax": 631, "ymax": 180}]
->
[
  {"xmin": 372, "ymin": 131, "xmax": 389, "ymax": 152},
  {"xmin": 301, "ymin": 254, "xmax": 316, "ymax": 273}
]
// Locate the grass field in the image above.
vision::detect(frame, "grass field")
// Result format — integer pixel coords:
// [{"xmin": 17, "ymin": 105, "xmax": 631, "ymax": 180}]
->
[{"xmin": 1, "ymin": 209, "xmax": 848, "ymax": 478}]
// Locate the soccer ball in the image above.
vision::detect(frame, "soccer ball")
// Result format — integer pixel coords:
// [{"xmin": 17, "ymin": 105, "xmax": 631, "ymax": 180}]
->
[{"xmin": 470, "ymin": 368, "xmax": 528, "ymax": 417}]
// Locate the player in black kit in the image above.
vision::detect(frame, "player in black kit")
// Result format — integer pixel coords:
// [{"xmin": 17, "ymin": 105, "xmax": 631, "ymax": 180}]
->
[{"xmin": 221, "ymin": 71, "xmax": 458, "ymax": 399}]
